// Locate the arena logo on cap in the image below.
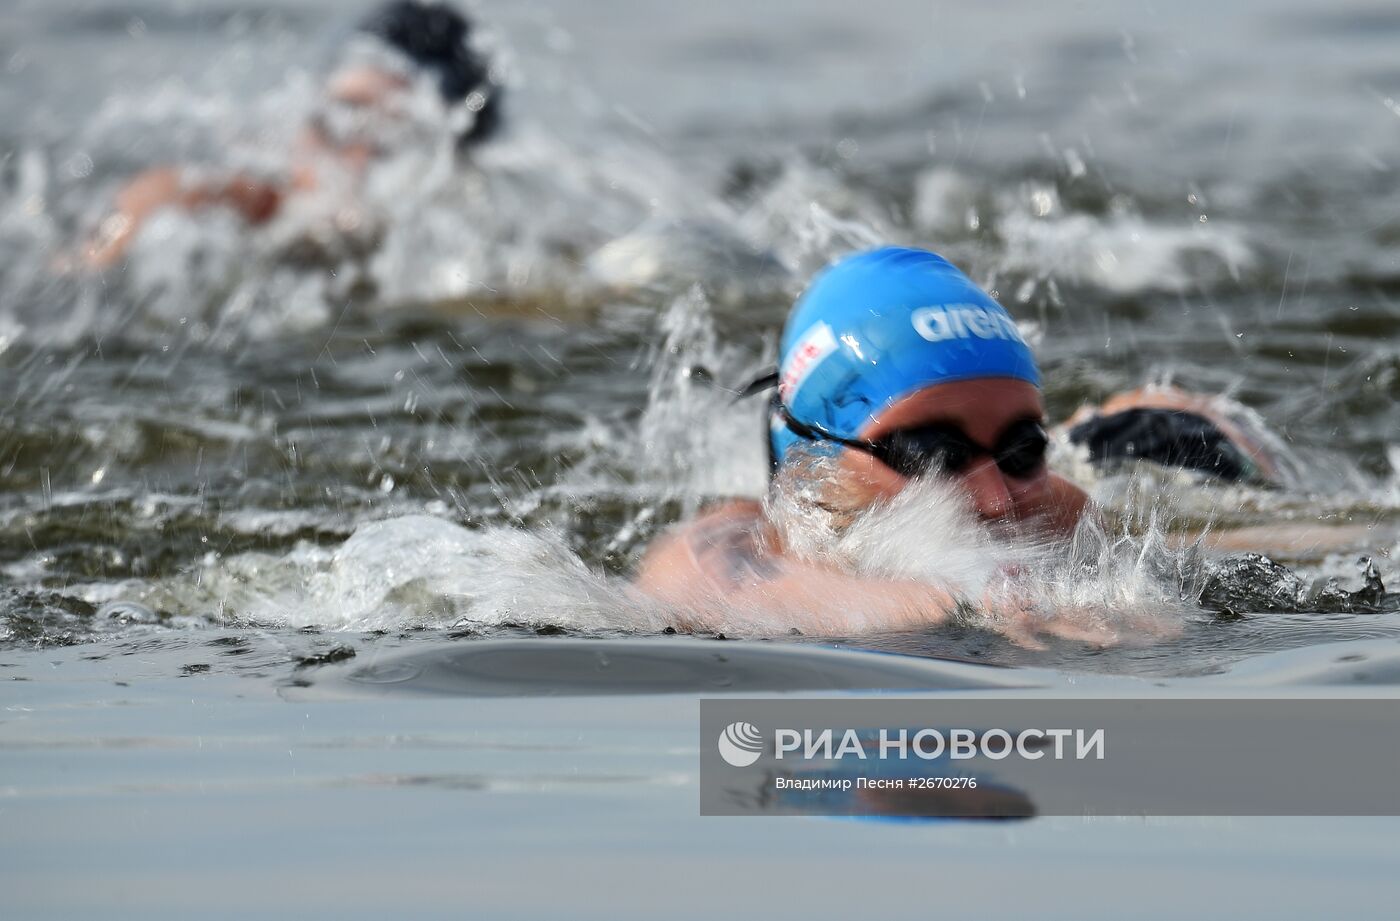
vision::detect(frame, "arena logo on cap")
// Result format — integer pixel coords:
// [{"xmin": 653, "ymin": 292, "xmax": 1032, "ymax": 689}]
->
[
  {"xmin": 778, "ymin": 322, "xmax": 838, "ymax": 402},
  {"xmin": 912, "ymin": 303, "xmax": 1027, "ymax": 345}
]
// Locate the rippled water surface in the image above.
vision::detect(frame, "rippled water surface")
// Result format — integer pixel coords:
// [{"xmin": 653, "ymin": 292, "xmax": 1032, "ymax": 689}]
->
[{"xmin": 4, "ymin": 0, "xmax": 1399, "ymax": 679}]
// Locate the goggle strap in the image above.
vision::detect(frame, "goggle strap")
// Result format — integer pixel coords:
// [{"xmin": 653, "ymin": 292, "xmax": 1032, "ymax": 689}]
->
[{"xmin": 732, "ymin": 370, "xmax": 780, "ymax": 405}]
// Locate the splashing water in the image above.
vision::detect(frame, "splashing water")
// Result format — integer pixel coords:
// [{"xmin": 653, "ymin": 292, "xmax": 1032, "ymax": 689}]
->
[
  {"xmin": 139, "ymin": 514, "xmax": 673, "ymax": 634},
  {"xmin": 3, "ymin": 0, "xmax": 1400, "ymax": 683},
  {"xmin": 766, "ymin": 458, "xmax": 1203, "ymax": 639}
]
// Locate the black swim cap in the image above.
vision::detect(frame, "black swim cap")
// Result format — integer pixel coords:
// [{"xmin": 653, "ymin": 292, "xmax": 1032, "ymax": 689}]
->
[
  {"xmin": 1067, "ymin": 408, "xmax": 1261, "ymax": 484},
  {"xmin": 357, "ymin": 0, "xmax": 502, "ymax": 143}
]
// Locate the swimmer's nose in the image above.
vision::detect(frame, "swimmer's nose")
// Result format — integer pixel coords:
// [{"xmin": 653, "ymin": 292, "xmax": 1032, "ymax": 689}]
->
[{"xmin": 962, "ymin": 459, "xmax": 1014, "ymax": 521}]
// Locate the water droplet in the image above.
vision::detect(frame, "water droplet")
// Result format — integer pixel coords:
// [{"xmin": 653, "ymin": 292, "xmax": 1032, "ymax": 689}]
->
[
  {"xmin": 67, "ymin": 153, "xmax": 94, "ymax": 179},
  {"xmin": 1063, "ymin": 148, "xmax": 1087, "ymax": 178}
]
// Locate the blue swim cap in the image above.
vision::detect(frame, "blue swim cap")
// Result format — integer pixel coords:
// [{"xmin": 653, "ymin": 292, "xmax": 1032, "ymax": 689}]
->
[{"xmin": 770, "ymin": 246, "xmax": 1040, "ymax": 468}]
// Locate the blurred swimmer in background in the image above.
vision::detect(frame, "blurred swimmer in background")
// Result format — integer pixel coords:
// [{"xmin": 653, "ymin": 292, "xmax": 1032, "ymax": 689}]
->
[
  {"xmin": 79, "ymin": 0, "xmax": 503, "ymax": 269},
  {"xmin": 635, "ymin": 246, "xmax": 1289, "ymax": 644}
]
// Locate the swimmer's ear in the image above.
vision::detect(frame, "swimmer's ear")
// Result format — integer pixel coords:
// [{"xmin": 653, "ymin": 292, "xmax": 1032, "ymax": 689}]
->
[{"xmin": 733, "ymin": 370, "xmax": 779, "ymax": 404}]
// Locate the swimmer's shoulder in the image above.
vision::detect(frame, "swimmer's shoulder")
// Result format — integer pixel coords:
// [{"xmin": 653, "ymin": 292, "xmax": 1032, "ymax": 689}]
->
[
  {"xmin": 633, "ymin": 500, "xmax": 770, "ymax": 602},
  {"xmin": 1043, "ymin": 472, "xmax": 1092, "ymax": 532}
]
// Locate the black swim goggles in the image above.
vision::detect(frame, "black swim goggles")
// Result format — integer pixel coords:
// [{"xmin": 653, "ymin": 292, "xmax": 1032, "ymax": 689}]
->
[{"xmin": 774, "ymin": 402, "xmax": 1050, "ymax": 480}]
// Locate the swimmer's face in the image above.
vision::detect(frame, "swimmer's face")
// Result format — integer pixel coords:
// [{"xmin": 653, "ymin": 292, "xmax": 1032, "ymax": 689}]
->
[
  {"xmin": 835, "ymin": 378, "xmax": 1053, "ymax": 526},
  {"xmin": 307, "ymin": 65, "xmax": 419, "ymax": 160}
]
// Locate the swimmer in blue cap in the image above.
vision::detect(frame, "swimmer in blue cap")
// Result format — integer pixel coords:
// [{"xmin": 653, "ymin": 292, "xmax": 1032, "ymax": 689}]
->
[
  {"xmin": 634, "ymin": 246, "xmax": 1300, "ymax": 642},
  {"xmin": 80, "ymin": 1, "xmax": 502, "ymax": 268},
  {"xmin": 635, "ymin": 246, "xmax": 1099, "ymax": 643}
]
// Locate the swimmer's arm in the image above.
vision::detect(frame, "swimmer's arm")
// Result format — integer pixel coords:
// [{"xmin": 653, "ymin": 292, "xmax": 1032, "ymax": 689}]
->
[
  {"xmin": 82, "ymin": 166, "xmax": 284, "ymax": 268},
  {"xmin": 714, "ymin": 562, "xmax": 964, "ymax": 635},
  {"xmin": 633, "ymin": 504, "xmax": 962, "ymax": 634},
  {"xmin": 1182, "ymin": 523, "xmax": 1387, "ymax": 557}
]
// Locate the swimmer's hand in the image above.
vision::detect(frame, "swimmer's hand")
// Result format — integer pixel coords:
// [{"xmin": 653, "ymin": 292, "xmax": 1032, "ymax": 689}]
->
[
  {"xmin": 976, "ymin": 596, "xmax": 1118, "ymax": 650},
  {"xmin": 977, "ymin": 587, "xmax": 1183, "ymax": 650}
]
